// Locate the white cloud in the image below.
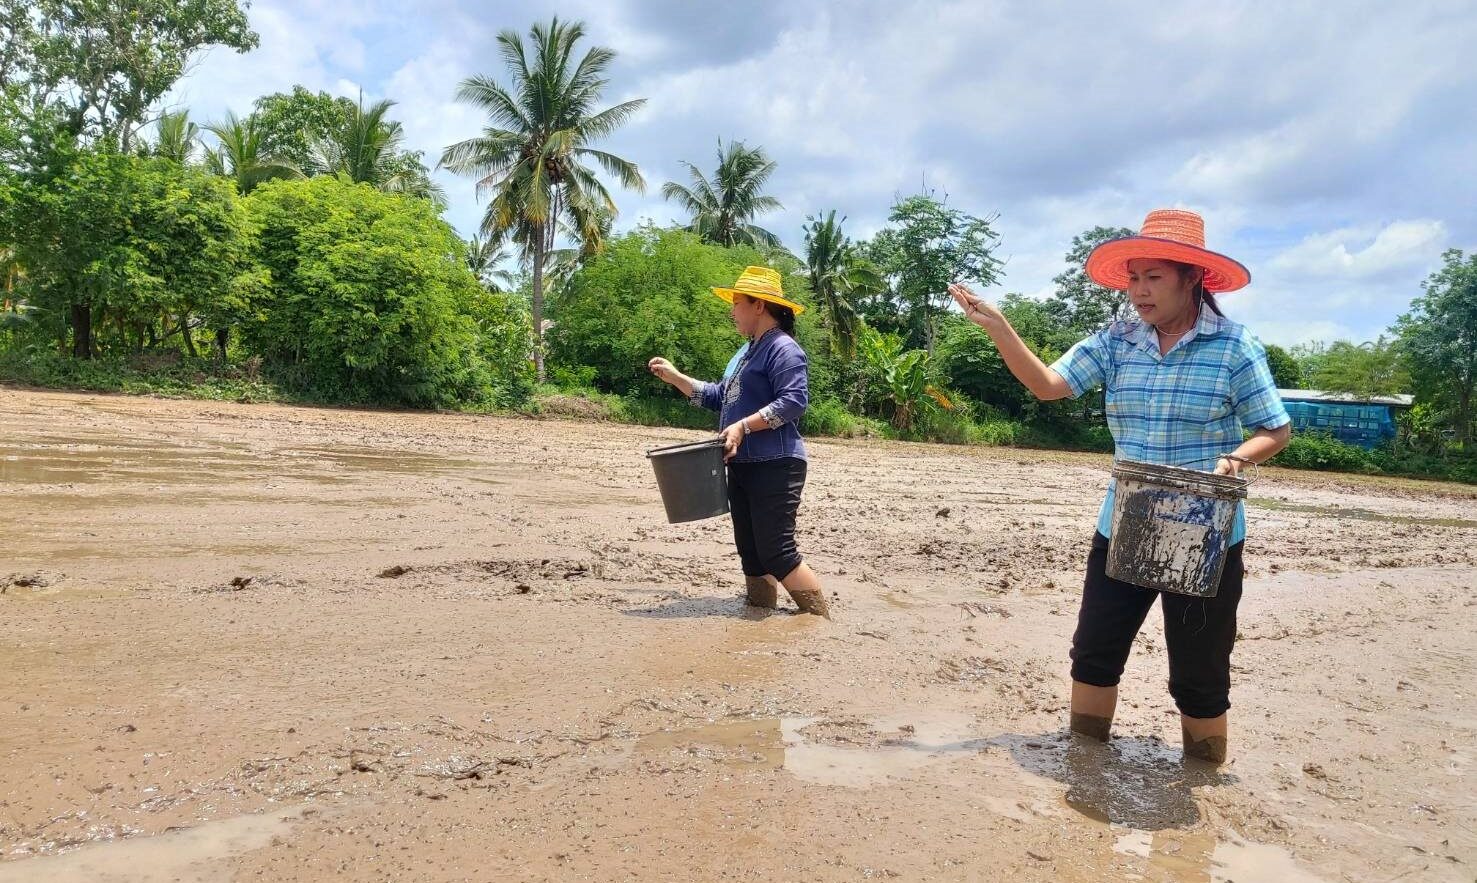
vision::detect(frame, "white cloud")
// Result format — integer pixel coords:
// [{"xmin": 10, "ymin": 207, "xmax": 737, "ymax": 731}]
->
[
  {"xmin": 155, "ymin": 0, "xmax": 1475, "ymax": 347},
  {"xmin": 1269, "ymin": 220, "xmax": 1448, "ymax": 278}
]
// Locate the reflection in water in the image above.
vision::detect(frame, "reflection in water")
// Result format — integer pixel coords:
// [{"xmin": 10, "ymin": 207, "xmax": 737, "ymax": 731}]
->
[
  {"xmin": 1114, "ymin": 829, "xmax": 1330, "ymax": 883},
  {"xmin": 0, "ymin": 808, "xmax": 302, "ymax": 883},
  {"xmin": 996, "ymin": 732, "xmax": 1229, "ymax": 829},
  {"xmin": 998, "ymin": 732, "xmax": 1328, "ymax": 882},
  {"xmin": 635, "ymin": 711, "xmax": 985, "ymax": 789}
]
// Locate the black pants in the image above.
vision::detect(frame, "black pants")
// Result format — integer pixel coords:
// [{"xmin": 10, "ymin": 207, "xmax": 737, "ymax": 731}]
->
[
  {"xmin": 1069, "ymin": 532, "xmax": 1244, "ymax": 719},
  {"xmin": 727, "ymin": 458, "xmax": 806, "ymax": 580}
]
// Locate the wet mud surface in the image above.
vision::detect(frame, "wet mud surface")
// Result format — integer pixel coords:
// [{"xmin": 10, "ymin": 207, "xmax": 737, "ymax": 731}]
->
[{"xmin": 2, "ymin": 388, "xmax": 1474, "ymax": 881}]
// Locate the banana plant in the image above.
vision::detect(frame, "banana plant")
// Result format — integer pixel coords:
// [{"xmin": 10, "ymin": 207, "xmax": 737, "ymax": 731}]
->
[{"xmin": 856, "ymin": 327, "xmax": 955, "ymax": 431}]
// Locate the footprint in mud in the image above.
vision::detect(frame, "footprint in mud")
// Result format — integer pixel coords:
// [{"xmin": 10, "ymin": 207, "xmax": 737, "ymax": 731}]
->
[{"xmin": 990, "ymin": 732, "xmax": 1235, "ymax": 830}]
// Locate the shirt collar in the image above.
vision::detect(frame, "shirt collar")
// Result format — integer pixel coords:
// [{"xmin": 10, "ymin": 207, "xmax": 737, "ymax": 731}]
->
[{"xmin": 1125, "ymin": 302, "xmax": 1229, "ymax": 356}]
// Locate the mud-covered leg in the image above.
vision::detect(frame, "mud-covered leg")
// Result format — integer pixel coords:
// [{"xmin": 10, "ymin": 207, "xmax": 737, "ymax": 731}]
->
[{"xmin": 744, "ymin": 575, "xmax": 778, "ymax": 609}]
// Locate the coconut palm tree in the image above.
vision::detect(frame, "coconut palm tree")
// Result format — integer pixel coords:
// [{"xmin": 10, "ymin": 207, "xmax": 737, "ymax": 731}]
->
[
  {"xmin": 439, "ymin": 17, "xmax": 646, "ymax": 381},
  {"xmin": 803, "ymin": 210, "xmax": 884, "ymax": 359},
  {"xmin": 152, "ymin": 109, "xmax": 200, "ymax": 164},
  {"xmin": 662, "ymin": 140, "xmax": 783, "ymax": 249},
  {"xmin": 466, "ymin": 235, "xmax": 518, "ymax": 292},
  {"xmin": 203, "ymin": 112, "xmax": 301, "ymax": 194},
  {"xmin": 306, "ymin": 96, "xmax": 448, "ymax": 208}
]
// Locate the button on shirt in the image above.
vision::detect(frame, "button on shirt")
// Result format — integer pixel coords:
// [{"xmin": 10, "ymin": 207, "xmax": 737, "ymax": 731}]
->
[
  {"xmin": 690, "ymin": 328, "xmax": 809, "ymax": 463},
  {"xmin": 1048, "ymin": 305, "xmax": 1291, "ymax": 543}
]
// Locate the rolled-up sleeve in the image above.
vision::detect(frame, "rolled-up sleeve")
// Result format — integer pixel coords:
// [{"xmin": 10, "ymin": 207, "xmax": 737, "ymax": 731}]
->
[
  {"xmin": 1049, "ymin": 330, "xmax": 1112, "ymax": 399},
  {"xmin": 1230, "ymin": 336, "xmax": 1291, "ymax": 430},
  {"xmin": 758, "ymin": 347, "xmax": 809, "ymax": 428}
]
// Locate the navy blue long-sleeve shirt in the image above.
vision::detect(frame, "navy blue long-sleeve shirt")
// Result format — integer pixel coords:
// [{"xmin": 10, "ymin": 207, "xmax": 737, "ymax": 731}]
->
[{"xmin": 690, "ymin": 328, "xmax": 809, "ymax": 463}]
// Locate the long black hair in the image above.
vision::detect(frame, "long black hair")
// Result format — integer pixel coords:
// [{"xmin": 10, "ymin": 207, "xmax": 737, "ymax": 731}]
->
[
  {"xmin": 763, "ymin": 301, "xmax": 796, "ymax": 336},
  {"xmin": 1169, "ymin": 261, "xmax": 1225, "ymax": 317}
]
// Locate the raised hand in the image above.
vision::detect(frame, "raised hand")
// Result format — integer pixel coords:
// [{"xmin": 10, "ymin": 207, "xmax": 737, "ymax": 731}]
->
[
  {"xmin": 647, "ymin": 357, "xmax": 680, "ymax": 385},
  {"xmin": 948, "ymin": 282, "xmax": 1005, "ymax": 330}
]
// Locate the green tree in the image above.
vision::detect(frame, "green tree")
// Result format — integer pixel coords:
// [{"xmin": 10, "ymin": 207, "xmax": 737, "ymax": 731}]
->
[
  {"xmin": 149, "ymin": 109, "xmax": 200, "ymax": 164},
  {"xmin": 546, "ymin": 225, "xmax": 809, "ymax": 396},
  {"xmin": 1310, "ymin": 337, "xmax": 1409, "ymax": 399},
  {"xmin": 251, "ymin": 86, "xmax": 355, "ymax": 172},
  {"xmin": 204, "ymin": 112, "xmax": 302, "ymax": 194},
  {"xmin": 1289, "ymin": 341, "xmax": 1328, "ymax": 385},
  {"xmin": 1046, "ymin": 225, "xmax": 1135, "ymax": 332},
  {"xmin": 440, "ymin": 17, "xmax": 646, "ymax": 383},
  {"xmin": 466, "ymin": 235, "xmax": 517, "ymax": 292},
  {"xmin": 802, "ymin": 211, "xmax": 885, "ymax": 360},
  {"xmin": 6, "ymin": 150, "xmax": 254, "ymax": 358},
  {"xmin": 307, "ymin": 96, "xmax": 445, "ymax": 206},
  {"xmin": 1396, "ymin": 249, "xmax": 1477, "ymax": 443},
  {"xmin": 936, "ymin": 294, "xmax": 1078, "ymax": 421},
  {"xmin": 867, "ymin": 193, "xmax": 1004, "ymax": 353},
  {"xmin": 1263, "ymin": 342, "xmax": 1301, "ymax": 389},
  {"xmin": 241, "ymin": 176, "xmax": 506, "ymax": 406},
  {"xmin": 662, "ymin": 139, "xmax": 783, "ymax": 249},
  {"xmin": 16, "ymin": 0, "xmax": 257, "ymax": 150}
]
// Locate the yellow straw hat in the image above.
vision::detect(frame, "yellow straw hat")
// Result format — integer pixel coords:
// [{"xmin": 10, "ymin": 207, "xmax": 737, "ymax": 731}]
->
[{"xmin": 712, "ymin": 266, "xmax": 806, "ymax": 315}]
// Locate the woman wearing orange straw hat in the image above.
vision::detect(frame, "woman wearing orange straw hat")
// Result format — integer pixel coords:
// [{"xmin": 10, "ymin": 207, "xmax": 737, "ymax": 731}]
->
[
  {"xmin": 648, "ymin": 266, "xmax": 830, "ymax": 617},
  {"xmin": 950, "ymin": 209, "xmax": 1291, "ymax": 763}
]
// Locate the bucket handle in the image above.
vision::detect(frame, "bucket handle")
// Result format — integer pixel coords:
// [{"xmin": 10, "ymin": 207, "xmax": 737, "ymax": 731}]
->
[{"xmin": 1218, "ymin": 453, "xmax": 1260, "ymax": 485}]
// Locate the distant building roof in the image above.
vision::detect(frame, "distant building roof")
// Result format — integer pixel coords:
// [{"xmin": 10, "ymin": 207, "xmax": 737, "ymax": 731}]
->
[{"xmin": 1278, "ymin": 388, "xmax": 1414, "ymax": 407}]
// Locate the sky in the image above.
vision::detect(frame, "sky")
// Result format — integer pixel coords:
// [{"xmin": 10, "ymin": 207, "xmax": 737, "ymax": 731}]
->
[{"xmin": 165, "ymin": 0, "xmax": 1477, "ymax": 346}]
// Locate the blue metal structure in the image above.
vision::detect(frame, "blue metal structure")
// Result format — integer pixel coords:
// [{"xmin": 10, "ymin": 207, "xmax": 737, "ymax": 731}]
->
[{"xmin": 1278, "ymin": 389, "xmax": 1412, "ymax": 449}]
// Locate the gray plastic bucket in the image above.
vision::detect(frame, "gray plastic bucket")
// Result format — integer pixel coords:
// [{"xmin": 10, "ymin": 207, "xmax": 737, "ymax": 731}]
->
[
  {"xmin": 1107, "ymin": 460, "xmax": 1249, "ymax": 597},
  {"xmin": 646, "ymin": 438, "xmax": 729, "ymax": 524}
]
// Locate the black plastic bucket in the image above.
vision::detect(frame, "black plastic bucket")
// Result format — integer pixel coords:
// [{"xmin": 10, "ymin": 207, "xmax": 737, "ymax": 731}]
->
[{"xmin": 646, "ymin": 438, "xmax": 729, "ymax": 523}]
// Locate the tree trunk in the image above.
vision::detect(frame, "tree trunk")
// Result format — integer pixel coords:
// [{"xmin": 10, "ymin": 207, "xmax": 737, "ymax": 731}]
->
[
  {"xmin": 1460, "ymin": 383, "xmax": 1473, "ymax": 445},
  {"xmin": 531, "ymin": 231, "xmax": 547, "ymax": 384},
  {"xmin": 181, "ymin": 316, "xmax": 199, "ymax": 358},
  {"xmin": 216, "ymin": 328, "xmax": 230, "ymax": 362},
  {"xmin": 70, "ymin": 302, "xmax": 93, "ymax": 359}
]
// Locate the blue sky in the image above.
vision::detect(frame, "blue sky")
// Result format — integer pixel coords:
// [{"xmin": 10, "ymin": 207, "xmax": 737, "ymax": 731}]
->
[{"xmin": 167, "ymin": 0, "xmax": 1477, "ymax": 346}]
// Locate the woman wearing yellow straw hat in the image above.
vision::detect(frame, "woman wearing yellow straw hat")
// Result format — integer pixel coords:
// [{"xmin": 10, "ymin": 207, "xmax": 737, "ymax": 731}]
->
[
  {"xmin": 950, "ymin": 209, "xmax": 1291, "ymax": 763},
  {"xmin": 648, "ymin": 266, "xmax": 830, "ymax": 617}
]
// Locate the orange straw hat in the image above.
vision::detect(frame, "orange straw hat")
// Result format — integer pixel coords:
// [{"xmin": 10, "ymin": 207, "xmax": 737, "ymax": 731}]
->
[
  {"xmin": 712, "ymin": 266, "xmax": 806, "ymax": 315},
  {"xmin": 1085, "ymin": 209, "xmax": 1250, "ymax": 293}
]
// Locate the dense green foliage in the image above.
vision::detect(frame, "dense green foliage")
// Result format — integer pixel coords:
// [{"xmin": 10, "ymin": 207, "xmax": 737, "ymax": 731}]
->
[
  {"xmin": 241, "ymin": 176, "xmax": 523, "ymax": 407},
  {"xmin": 0, "ymin": 12, "xmax": 1470, "ymax": 485}
]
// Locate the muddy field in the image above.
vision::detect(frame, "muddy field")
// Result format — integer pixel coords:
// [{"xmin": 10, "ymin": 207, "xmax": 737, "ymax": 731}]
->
[{"xmin": 1, "ymin": 387, "xmax": 1475, "ymax": 882}]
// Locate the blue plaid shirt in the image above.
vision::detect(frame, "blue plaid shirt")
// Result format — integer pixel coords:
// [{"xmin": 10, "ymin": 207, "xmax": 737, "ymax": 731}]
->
[{"xmin": 1049, "ymin": 305, "xmax": 1290, "ymax": 543}]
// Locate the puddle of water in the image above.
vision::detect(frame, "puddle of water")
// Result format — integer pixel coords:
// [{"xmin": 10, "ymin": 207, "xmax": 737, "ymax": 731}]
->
[
  {"xmin": 1113, "ymin": 829, "xmax": 1327, "ymax": 883},
  {"xmin": 0, "ymin": 808, "xmax": 302, "ymax": 883},
  {"xmin": 1252, "ymin": 498, "xmax": 1477, "ymax": 529},
  {"xmin": 1, "ymin": 583, "xmax": 130, "ymax": 602},
  {"xmin": 273, "ymin": 446, "xmax": 485, "ymax": 474},
  {"xmin": 997, "ymin": 734, "xmax": 1216, "ymax": 830},
  {"xmin": 0, "ymin": 436, "xmax": 492, "ymax": 488},
  {"xmin": 639, "ymin": 719, "xmax": 785, "ymax": 768},
  {"xmin": 636, "ymin": 711, "xmax": 983, "ymax": 789},
  {"xmin": 0, "ymin": 447, "xmax": 270, "ymax": 485}
]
